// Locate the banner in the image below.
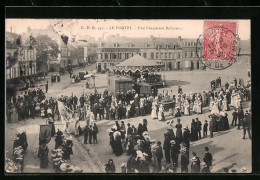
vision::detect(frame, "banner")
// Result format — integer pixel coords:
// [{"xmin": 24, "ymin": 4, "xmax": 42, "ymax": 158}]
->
[{"xmin": 39, "ymin": 124, "xmax": 52, "ymax": 145}]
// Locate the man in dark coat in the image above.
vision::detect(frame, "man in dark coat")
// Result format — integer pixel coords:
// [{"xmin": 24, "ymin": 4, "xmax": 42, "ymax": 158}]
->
[
  {"xmin": 196, "ymin": 118, "xmax": 202, "ymax": 139},
  {"xmin": 83, "ymin": 125, "xmax": 90, "ymax": 144},
  {"xmin": 242, "ymin": 110, "xmax": 251, "ymax": 140},
  {"xmin": 203, "ymin": 120, "xmax": 208, "ymax": 137},
  {"xmin": 180, "ymin": 147, "xmax": 189, "ymax": 173},
  {"xmin": 209, "ymin": 119, "xmax": 214, "ymax": 138},
  {"xmin": 203, "ymin": 147, "xmax": 213, "ymax": 172},
  {"xmin": 163, "ymin": 133, "xmax": 171, "ymax": 164},
  {"xmin": 232, "ymin": 109, "xmax": 238, "ymax": 126},
  {"xmin": 45, "ymin": 81, "xmax": 48, "ymax": 94},
  {"xmin": 155, "ymin": 141, "xmax": 163, "ymax": 172},
  {"xmin": 237, "ymin": 107, "xmax": 244, "ymax": 130},
  {"xmin": 170, "ymin": 140, "xmax": 180, "ymax": 168},
  {"xmin": 89, "ymin": 125, "xmax": 93, "ymax": 144},
  {"xmin": 182, "ymin": 126, "xmax": 191, "ymax": 154}
]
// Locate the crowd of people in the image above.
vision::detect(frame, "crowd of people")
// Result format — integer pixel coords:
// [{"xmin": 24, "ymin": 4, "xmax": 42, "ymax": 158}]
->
[
  {"xmin": 6, "ymin": 71, "xmax": 251, "ymax": 173},
  {"xmin": 6, "ymin": 87, "xmax": 58, "ymax": 123},
  {"xmin": 105, "ymin": 118, "xmax": 214, "ymax": 173}
]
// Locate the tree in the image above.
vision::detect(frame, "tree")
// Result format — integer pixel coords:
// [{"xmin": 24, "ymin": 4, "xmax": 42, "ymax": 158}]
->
[{"xmin": 35, "ymin": 35, "xmax": 60, "ymax": 73}]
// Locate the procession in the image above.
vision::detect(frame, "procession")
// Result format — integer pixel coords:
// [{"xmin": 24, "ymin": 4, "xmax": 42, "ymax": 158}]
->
[{"xmin": 5, "ymin": 19, "xmax": 251, "ymax": 174}]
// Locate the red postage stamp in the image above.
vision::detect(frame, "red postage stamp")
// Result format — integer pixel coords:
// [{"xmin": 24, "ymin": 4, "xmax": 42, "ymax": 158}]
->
[{"xmin": 203, "ymin": 20, "xmax": 237, "ymax": 62}]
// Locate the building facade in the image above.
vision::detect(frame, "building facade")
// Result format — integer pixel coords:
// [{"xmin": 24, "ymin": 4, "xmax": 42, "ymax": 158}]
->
[
  {"xmin": 6, "ymin": 32, "xmax": 37, "ymax": 80},
  {"xmin": 96, "ymin": 36, "xmax": 204, "ymax": 72}
]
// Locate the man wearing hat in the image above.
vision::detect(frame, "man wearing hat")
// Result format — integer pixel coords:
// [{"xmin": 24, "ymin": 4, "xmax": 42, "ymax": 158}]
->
[
  {"xmin": 242, "ymin": 110, "xmax": 251, "ymax": 140},
  {"xmin": 203, "ymin": 147, "xmax": 213, "ymax": 172},
  {"xmin": 180, "ymin": 146, "xmax": 189, "ymax": 173},
  {"xmin": 237, "ymin": 106, "xmax": 244, "ymax": 130},
  {"xmin": 203, "ymin": 120, "xmax": 208, "ymax": 137},
  {"xmin": 182, "ymin": 126, "xmax": 191, "ymax": 156},
  {"xmin": 196, "ymin": 118, "xmax": 202, "ymax": 140},
  {"xmin": 163, "ymin": 133, "xmax": 171, "ymax": 164},
  {"xmin": 170, "ymin": 140, "xmax": 180, "ymax": 168}
]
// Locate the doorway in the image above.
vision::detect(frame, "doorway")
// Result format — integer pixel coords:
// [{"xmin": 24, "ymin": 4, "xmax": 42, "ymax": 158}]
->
[
  {"xmin": 191, "ymin": 61, "xmax": 194, "ymax": 70},
  {"xmin": 168, "ymin": 62, "xmax": 172, "ymax": 70},
  {"xmin": 97, "ymin": 63, "xmax": 102, "ymax": 72},
  {"xmin": 177, "ymin": 62, "xmax": 181, "ymax": 70},
  {"xmin": 197, "ymin": 61, "xmax": 200, "ymax": 70}
]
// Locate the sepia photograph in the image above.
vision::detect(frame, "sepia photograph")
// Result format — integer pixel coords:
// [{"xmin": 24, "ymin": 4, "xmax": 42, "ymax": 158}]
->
[{"xmin": 5, "ymin": 19, "xmax": 251, "ymax": 174}]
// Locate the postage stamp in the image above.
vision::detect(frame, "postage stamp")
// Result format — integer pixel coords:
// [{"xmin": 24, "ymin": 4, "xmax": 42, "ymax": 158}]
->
[{"xmin": 196, "ymin": 20, "xmax": 239, "ymax": 70}]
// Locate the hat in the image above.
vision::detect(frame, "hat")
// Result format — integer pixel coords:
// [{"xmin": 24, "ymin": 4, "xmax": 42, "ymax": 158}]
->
[
  {"xmin": 177, "ymin": 118, "xmax": 181, "ymax": 122},
  {"xmin": 184, "ymin": 125, "xmax": 189, "ymax": 130}
]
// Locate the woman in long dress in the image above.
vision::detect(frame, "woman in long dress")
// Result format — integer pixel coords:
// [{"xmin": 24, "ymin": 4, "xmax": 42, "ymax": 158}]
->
[
  {"xmin": 175, "ymin": 119, "xmax": 183, "ymax": 144},
  {"xmin": 113, "ymin": 131, "xmax": 123, "ymax": 156},
  {"xmin": 209, "ymin": 97, "xmax": 214, "ymax": 111},
  {"xmin": 193, "ymin": 99, "xmax": 198, "ymax": 114},
  {"xmin": 196, "ymin": 100, "xmax": 202, "ymax": 114},
  {"xmin": 230, "ymin": 91, "xmax": 236, "ymax": 107},
  {"xmin": 11, "ymin": 106, "xmax": 18, "ymax": 123},
  {"xmin": 221, "ymin": 97, "xmax": 229, "ymax": 111},
  {"xmin": 235, "ymin": 94, "xmax": 241, "ymax": 109},
  {"xmin": 184, "ymin": 100, "xmax": 190, "ymax": 116},
  {"xmin": 211, "ymin": 101, "xmax": 220, "ymax": 115},
  {"xmin": 158, "ymin": 104, "xmax": 165, "ymax": 121},
  {"xmin": 151, "ymin": 105, "xmax": 158, "ymax": 119}
]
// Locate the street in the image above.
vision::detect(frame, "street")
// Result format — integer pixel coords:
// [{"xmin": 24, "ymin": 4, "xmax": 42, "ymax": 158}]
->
[{"xmin": 5, "ymin": 57, "xmax": 251, "ymax": 173}]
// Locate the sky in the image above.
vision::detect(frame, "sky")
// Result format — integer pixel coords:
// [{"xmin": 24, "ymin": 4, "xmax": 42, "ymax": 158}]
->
[{"xmin": 6, "ymin": 19, "xmax": 250, "ymax": 40}]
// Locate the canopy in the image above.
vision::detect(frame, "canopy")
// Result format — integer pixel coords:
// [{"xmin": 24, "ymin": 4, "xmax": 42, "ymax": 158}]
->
[{"xmin": 116, "ymin": 54, "xmax": 159, "ymax": 67}]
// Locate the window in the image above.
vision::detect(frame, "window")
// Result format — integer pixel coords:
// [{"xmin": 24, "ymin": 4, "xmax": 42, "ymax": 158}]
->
[
  {"xmin": 156, "ymin": 53, "xmax": 159, "ymax": 59},
  {"xmin": 143, "ymin": 53, "xmax": 147, "ymax": 58},
  {"xmin": 169, "ymin": 53, "xmax": 173, "ymax": 59},
  {"xmin": 185, "ymin": 51, "xmax": 188, "ymax": 57},
  {"xmin": 165, "ymin": 53, "xmax": 168, "ymax": 59},
  {"xmin": 161, "ymin": 53, "xmax": 163, "ymax": 59},
  {"xmin": 105, "ymin": 53, "xmax": 109, "ymax": 59},
  {"xmin": 150, "ymin": 52, "xmax": 154, "ymax": 59},
  {"xmin": 191, "ymin": 51, "xmax": 194, "ymax": 57},
  {"xmin": 178, "ymin": 52, "xmax": 181, "ymax": 58}
]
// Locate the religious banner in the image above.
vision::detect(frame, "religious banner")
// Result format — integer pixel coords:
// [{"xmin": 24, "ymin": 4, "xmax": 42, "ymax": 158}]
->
[{"xmin": 39, "ymin": 124, "xmax": 52, "ymax": 145}]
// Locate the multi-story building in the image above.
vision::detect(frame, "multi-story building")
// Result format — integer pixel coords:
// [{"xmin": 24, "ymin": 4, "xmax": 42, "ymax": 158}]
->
[
  {"xmin": 96, "ymin": 35, "xmax": 204, "ymax": 72},
  {"xmin": 6, "ymin": 32, "xmax": 37, "ymax": 81}
]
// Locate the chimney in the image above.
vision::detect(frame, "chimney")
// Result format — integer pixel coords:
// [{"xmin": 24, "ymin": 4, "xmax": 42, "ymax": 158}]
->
[
  {"xmin": 178, "ymin": 36, "xmax": 182, "ymax": 41},
  {"xmin": 10, "ymin": 26, "xmax": 12, "ymax": 33}
]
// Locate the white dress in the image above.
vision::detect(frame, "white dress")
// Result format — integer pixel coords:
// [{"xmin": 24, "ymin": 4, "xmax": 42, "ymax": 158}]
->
[
  {"xmin": 158, "ymin": 107, "xmax": 164, "ymax": 121},
  {"xmin": 184, "ymin": 102, "xmax": 190, "ymax": 116},
  {"xmin": 230, "ymin": 94, "xmax": 236, "ymax": 107},
  {"xmin": 211, "ymin": 102, "xmax": 220, "ymax": 115}
]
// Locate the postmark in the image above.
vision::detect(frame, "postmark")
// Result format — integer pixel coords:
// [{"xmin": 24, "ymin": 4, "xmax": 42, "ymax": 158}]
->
[{"xmin": 196, "ymin": 20, "xmax": 239, "ymax": 70}]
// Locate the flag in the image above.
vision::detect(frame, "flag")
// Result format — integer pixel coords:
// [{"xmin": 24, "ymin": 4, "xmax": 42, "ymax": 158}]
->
[{"xmin": 39, "ymin": 124, "xmax": 52, "ymax": 145}]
